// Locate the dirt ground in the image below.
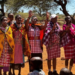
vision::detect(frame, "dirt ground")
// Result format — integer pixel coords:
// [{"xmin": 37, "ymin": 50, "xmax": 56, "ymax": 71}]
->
[{"xmin": 9, "ymin": 45, "xmax": 75, "ymax": 75}]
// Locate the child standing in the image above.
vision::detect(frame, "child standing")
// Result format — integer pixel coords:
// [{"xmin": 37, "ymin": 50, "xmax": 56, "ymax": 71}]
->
[
  {"xmin": 0, "ymin": 16, "xmax": 15, "ymax": 75},
  {"xmin": 43, "ymin": 14, "xmax": 61, "ymax": 75},
  {"xmin": 11, "ymin": 15, "xmax": 31, "ymax": 75},
  {"xmin": 63, "ymin": 16, "xmax": 75, "ymax": 72}
]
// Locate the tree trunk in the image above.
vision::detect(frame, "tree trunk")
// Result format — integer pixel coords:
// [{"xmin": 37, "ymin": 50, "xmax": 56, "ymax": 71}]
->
[
  {"xmin": 61, "ymin": 6, "xmax": 69, "ymax": 16},
  {"xmin": 61, "ymin": 6, "xmax": 75, "ymax": 24},
  {"xmin": 54, "ymin": 0, "xmax": 75, "ymax": 24}
]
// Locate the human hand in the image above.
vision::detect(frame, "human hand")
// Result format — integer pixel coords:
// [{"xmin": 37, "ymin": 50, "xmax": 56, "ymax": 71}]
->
[
  {"xmin": 52, "ymin": 23, "xmax": 57, "ymax": 30},
  {"xmin": 46, "ymin": 12, "xmax": 49, "ymax": 20},
  {"xmin": 65, "ymin": 25, "xmax": 71, "ymax": 31},
  {"xmin": 29, "ymin": 10, "xmax": 33, "ymax": 18}
]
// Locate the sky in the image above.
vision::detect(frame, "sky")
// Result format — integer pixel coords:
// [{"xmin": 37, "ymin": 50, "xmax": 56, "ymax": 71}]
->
[
  {"xmin": 19, "ymin": 0, "xmax": 75, "ymax": 15},
  {"xmin": 0, "ymin": 0, "xmax": 75, "ymax": 15},
  {"xmin": 54, "ymin": 0, "xmax": 75, "ymax": 15}
]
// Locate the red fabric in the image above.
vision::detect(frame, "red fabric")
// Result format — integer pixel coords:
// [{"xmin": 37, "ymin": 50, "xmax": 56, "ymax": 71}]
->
[
  {"xmin": 28, "ymin": 36, "xmax": 40, "ymax": 40},
  {"xmin": 29, "ymin": 23, "xmax": 44, "ymax": 40},
  {"xmin": 29, "ymin": 40, "xmax": 42, "ymax": 53},
  {"xmin": 47, "ymin": 34, "xmax": 60, "ymax": 60},
  {"xmin": 47, "ymin": 45, "xmax": 60, "ymax": 60},
  {"xmin": 74, "ymin": 58, "xmax": 75, "ymax": 63},
  {"xmin": 64, "ymin": 44, "xmax": 75, "ymax": 59},
  {"xmin": 13, "ymin": 31, "xmax": 23, "ymax": 64},
  {"xmin": 29, "ymin": 23, "xmax": 31, "ymax": 26},
  {"xmin": 29, "ymin": 23, "xmax": 44, "ymax": 48},
  {"xmin": 60, "ymin": 33, "xmax": 71, "ymax": 47},
  {"xmin": 40, "ymin": 29, "xmax": 44, "ymax": 40},
  {"xmin": 63, "ymin": 24, "xmax": 75, "ymax": 45},
  {"xmin": 0, "ymin": 38, "xmax": 10, "ymax": 67},
  {"xmin": 40, "ymin": 29, "xmax": 45, "ymax": 48},
  {"xmin": 28, "ymin": 26, "xmax": 42, "ymax": 53}
]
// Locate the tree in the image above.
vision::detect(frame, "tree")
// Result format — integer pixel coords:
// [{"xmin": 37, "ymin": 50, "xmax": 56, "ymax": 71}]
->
[
  {"xmin": 54, "ymin": 0, "xmax": 75, "ymax": 24},
  {"xmin": 5, "ymin": 0, "xmax": 58, "ymax": 16},
  {"xmin": 6, "ymin": 0, "xmax": 75, "ymax": 24}
]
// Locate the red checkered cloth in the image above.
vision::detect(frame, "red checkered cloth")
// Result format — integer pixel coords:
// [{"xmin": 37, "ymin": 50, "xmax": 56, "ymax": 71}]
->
[
  {"xmin": 73, "ymin": 57, "xmax": 75, "ymax": 63},
  {"xmin": 61, "ymin": 24, "xmax": 75, "ymax": 47},
  {"xmin": 60, "ymin": 33, "xmax": 71, "ymax": 47},
  {"xmin": 0, "ymin": 38, "xmax": 10, "ymax": 67},
  {"xmin": 47, "ymin": 45, "xmax": 60, "ymax": 60},
  {"xmin": 64, "ymin": 44, "xmax": 75, "ymax": 59},
  {"xmin": 43, "ymin": 22, "xmax": 61, "ymax": 60},
  {"xmin": 47, "ymin": 34, "xmax": 60, "ymax": 60},
  {"xmin": 43, "ymin": 22, "xmax": 61, "ymax": 49},
  {"xmin": 28, "ymin": 26, "xmax": 42, "ymax": 53},
  {"xmin": 74, "ymin": 49, "xmax": 75, "ymax": 63}
]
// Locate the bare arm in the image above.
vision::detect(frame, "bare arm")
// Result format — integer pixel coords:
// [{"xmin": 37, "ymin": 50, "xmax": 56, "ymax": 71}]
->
[
  {"xmin": 38, "ymin": 12, "xmax": 49, "ymax": 30},
  {"xmin": 25, "ymin": 17, "xmax": 30, "ymax": 31},
  {"xmin": 25, "ymin": 10, "xmax": 33, "ymax": 31}
]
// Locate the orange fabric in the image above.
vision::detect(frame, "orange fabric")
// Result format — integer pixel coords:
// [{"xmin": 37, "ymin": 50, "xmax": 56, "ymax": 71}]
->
[
  {"xmin": 0, "ymin": 27, "xmax": 15, "ymax": 63},
  {"xmin": 35, "ymin": 23, "xmax": 41, "ymax": 26},
  {"xmin": 11, "ymin": 23, "xmax": 31, "ymax": 58}
]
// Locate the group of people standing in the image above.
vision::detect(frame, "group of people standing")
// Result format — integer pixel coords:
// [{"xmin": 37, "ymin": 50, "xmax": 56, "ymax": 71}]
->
[{"xmin": 0, "ymin": 10, "xmax": 75, "ymax": 75}]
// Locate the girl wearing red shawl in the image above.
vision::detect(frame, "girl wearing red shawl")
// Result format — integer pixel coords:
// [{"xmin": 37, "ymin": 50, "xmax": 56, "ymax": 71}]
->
[
  {"xmin": 43, "ymin": 14, "xmax": 61, "ymax": 75},
  {"xmin": 10, "ymin": 15, "xmax": 30, "ymax": 75},
  {"xmin": 7, "ymin": 13, "xmax": 15, "ymax": 26},
  {"xmin": 25, "ymin": 10, "xmax": 49, "ymax": 72},
  {"xmin": 63, "ymin": 16, "xmax": 75, "ymax": 73}
]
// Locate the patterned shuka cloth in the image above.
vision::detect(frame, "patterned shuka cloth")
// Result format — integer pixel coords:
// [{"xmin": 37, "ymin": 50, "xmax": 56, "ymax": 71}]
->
[
  {"xmin": 11, "ymin": 23, "xmax": 31, "ymax": 59},
  {"xmin": 0, "ymin": 37, "xmax": 10, "ymax": 67},
  {"xmin": 0, "ymin": 26, "xmax": 14, "ymax": 66},
  {"xmin": 43, "ymin": 21, "xmax": 61, "ymax": 60},
  {"xmin": 13, "ymin": 30, "xmax": 23, "ymax": 64},
  {"xmin": 28, "ymin": 26, "xmax": 42, "ymax": 53},
  {"xmin": 63, "ymin": 24, "xmax": 75, "ymax": 59}
]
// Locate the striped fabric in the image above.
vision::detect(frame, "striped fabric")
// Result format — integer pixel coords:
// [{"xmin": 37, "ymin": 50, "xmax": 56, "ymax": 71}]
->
[
  {"xmin": 64, "ymin": 44, "xmax": 75, "ymax": 59},
  {"xmin": 60, "ymin": 33, "xmax": 71, "ymax": 47},
  {"xmin": 47, "ymin": 45, "xmax": 60, "ymax": 60},
  {"xmin": 47, "ymin": 34, "xmax": 60, "ymax": 60},
  {"xmin": 43, "ymin": 22, "xmax": 61, "ymax": 60},
  {"xmin": 28, "ymin": 26, "xmax": 42, "ymax": 53}
]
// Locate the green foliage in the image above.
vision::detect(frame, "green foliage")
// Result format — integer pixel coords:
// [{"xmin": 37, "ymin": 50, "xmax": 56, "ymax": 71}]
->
[{"xmin": 5, "ymin": 0, "xmax": 58, "ymax": 16}]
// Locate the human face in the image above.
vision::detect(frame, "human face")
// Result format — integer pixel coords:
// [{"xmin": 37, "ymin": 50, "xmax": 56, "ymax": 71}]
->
[
  {"xmin": 2, "ymin": 18, "xmax": 8, "ymax": 28},
  {"xmin": 16, "ymin": 16, "xmax": 22, "ymax": 24},
  {"xmin": 51, "ymin": 17, "xmax": 57, "ymax": 23},
  {"xmin": 8, "ymin": 14, "xmax": 14, "ymax": 21},
  {"xmin": 66, "ymin": 18, "xmax": 71, "ymax": 24},
  {"xmin": 32, "ymin": 17, "xmax": 38, "ymax": 24}
]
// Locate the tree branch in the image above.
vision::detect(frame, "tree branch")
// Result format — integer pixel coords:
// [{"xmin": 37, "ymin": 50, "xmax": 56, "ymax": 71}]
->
[
  {"xmin": 54, "ymin": 0, "xmax": 61, "ymax": 5},
  {"xmin": 63, "ymin": 0, "xmax": 67, "ymax": 6}
]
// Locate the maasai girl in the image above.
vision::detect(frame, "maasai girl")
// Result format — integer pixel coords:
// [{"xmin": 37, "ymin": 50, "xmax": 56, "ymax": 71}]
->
[
  {"xmin": 0, "ymin": 16, "xmax": 15, "ymax": 75},
  {"xmin": 43, "ymin": 14, "xmax": 61, "ymax": 75},
  {"xmin": 25, "ymin": 10, "xmax": 49, "ymax": 72},
  {"xmin": 63, "ymin": 16, "xmax": 75, "ymax": 72},
  {"xmin": 11, "ymin": 15, "xmax": 31, "ymax": 75},
  {"xmin": 7, "ymin": 13, "xmax": 15, "ymax": 26}
]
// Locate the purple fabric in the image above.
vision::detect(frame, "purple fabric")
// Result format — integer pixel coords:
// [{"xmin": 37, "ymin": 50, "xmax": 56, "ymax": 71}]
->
[
  {"xmin": 63, "ymin": 23, "xmax": 75, "ymax": 45},
  {"xmin": 0, "ymin": 67, "xmax": 9, "ymax": 72}
]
